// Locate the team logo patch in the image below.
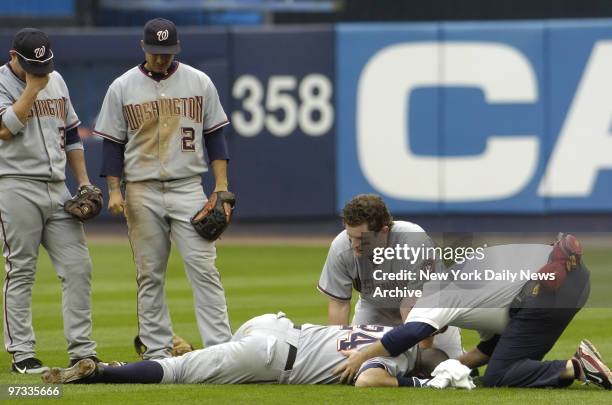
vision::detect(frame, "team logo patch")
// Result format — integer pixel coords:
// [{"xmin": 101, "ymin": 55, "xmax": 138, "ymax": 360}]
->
[
  {"xmin": 157, "ymin": 30, "xmax": 169, "ymax": 41},
  {"xmin": 34, "ymin": 46, "xmax": 45, "ymax": 59}
]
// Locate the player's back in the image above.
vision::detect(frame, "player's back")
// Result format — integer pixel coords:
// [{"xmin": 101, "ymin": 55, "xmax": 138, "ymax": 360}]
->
[
  {"xmin": 408, "ymin": 244, "xmax": 553, "ymax": 338},
  {"xmin": 289, "ymin": 324, "xmax": 415, "ymax": 384}
]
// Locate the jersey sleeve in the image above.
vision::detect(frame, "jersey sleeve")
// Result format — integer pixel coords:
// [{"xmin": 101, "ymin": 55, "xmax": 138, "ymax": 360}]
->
[
  {"xmin": 0, "ymin": 85, "xmax": 14, "ymax": 116},
  {"xmin": 405, "ymin": 302, "xmax": 457, "ymax": 330},
  {"xmin": 202, "ymin": 78, "xmax": 229, "ymax": 134},
  {"xmin": 355, "ymin": 355, "xmax": 410, "ymax": 381},
  {"xmin": 93, "ymin": 83, "xmax": 127, "ymax": 144},
  {"xmin": 317, "ymin": 237, "xmax": 353, "ymax": 302},
  {"xmin": 0, "ymin": 85, "xmax": 22, "ymax": 135}
]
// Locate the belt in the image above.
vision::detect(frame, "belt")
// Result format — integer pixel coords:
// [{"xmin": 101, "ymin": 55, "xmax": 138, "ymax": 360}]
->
[{"xmin": 284, "ymin": 324, "xmax": 301, "ymax": 371}]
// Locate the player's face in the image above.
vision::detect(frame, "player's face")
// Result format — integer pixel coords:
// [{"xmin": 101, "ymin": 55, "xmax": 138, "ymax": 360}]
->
[
  {"xmin": 144, "ymin": 52, "xmax": 174, "ymax": 74},
  {"xmin": 8, "ymin": 52, "xmax": 26, "ymax": 79},
  {"xmin": 345, "ymin": 223, "xmax": 371, "ymax": 257},
  {"xmin": 345, "ymin": 223, "xmax": 390, "ymax": 258}
]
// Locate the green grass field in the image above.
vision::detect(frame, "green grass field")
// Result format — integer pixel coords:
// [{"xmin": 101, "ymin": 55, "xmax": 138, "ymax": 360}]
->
[{"xmin": 0, "ymin": 243, "xmax": 611, "ymax": 404}]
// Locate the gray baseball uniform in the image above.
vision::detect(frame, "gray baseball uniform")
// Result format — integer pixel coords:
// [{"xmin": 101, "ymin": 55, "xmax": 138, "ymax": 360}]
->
[
  {"xmin": 94, "ymin": 62, "xmax": 231, "ymax": 358},
  {"xmin": 318, "ymin": 221, "xmax": 464, "ymax": 359},
  {"xmin": 157, "ymin": 312, "xmax": 417, "ymax": 384},
  {"xmin": 0, "ymin": 63, "xmax": 96, "ymax": 362}
]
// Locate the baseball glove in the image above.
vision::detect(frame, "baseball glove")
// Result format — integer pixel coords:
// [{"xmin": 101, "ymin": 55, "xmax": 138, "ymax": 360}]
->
[
  {"xmin": 64, "ymin": 184, "xmax": 103, "ymax": 221},
  {"xmin": 171, "ymin": 335, "xmax": 194, "ymax": 357},
  {"xmin": 191, "ymin": 191, "xmax": 236, "ymax": 241},
  {"xmin": 133, "ymin": 335, "xmax": 194, "ymax": 358}
]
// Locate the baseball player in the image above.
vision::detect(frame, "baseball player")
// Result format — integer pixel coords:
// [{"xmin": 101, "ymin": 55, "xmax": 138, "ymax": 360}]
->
[
  {"xmin": 318, "ymin": 194, "xmax": 464, "ymax": 359},
  {"xmin": 335, "ymin": 237, "xmax": 612, "ymax": 390},
  {"xmin": 0, "ymin": 28, "xmax": 101, "ymax": 373},
  {"xmin": 43, "ymin": 312, "xmax": 451, "ymax": 388},
  {"xmin": 94, "ymin": 18, "xmax": 232, "ymax": 359}
]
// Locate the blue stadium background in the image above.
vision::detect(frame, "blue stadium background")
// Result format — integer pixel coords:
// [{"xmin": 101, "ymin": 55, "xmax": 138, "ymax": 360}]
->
[{"xmin": 1, "ymin": 1, "xmax": 612, "ymax": 229}]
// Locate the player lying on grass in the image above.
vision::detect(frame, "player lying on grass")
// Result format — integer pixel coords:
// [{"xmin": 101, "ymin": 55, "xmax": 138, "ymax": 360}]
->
[
  {"xmin": 42, "ymin": 312, "xmax": 450, "ymax": 388},
  {"xmin": 334, "ymin": 235, "xmax": 612, "ymax": 390}
]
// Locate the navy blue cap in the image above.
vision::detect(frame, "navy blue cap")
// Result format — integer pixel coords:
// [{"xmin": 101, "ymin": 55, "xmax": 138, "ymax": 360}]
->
[
  {"xmin": 143, "ymin": 18, "xmax": 181, "ymax": 55},
  {"xmin": 12, "ymin": 28, "xmax": 54, "ymax": 75}
]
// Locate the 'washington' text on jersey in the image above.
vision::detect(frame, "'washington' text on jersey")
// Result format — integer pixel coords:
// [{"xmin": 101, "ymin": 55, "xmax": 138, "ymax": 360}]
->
[
  {"xmin": 122, "ymin": 96, "xmax": 203, "ymax": 130},
  {"xmin": 27, "ymin": 97, "xmax": 68, "ymax": 121}
]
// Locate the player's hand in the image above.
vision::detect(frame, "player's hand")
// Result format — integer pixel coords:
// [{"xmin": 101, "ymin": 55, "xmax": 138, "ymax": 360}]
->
[
  {"xmin": 333, "ymin": 350, "xmax": 366, "ymax": 384},
  {"xmin": 108, "ymin": 190, "xmax": 125, "ymax": 216},
  {"xmin": 25, "ymin": 72, "xmax": 50, "ymax": 92},
  {"xmin": 193, "ymin": 191, "xmax": 233, "ymax": 223}
]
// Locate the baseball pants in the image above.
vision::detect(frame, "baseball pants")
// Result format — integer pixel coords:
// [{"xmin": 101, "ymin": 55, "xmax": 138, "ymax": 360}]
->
[
  {"xmin": 125, "ymin": 175, "xmax": 231, "ymax": 359},
  {"xmin": 352, "ymin": 297, "xmax": 465, "ymax": 359},
  {"xmin": 0, "ymin": 178, "xmax": 96, "ymax": 362},
  {"xmin": 157, "ymin": 313, "xmax": 296, "ymax": 384},
  {"xmin": 482, "ymin": 264, "xmax": 591, "ymax": 388}
]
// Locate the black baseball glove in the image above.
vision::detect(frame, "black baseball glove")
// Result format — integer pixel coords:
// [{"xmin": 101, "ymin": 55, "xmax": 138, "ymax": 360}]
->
[
  {"xmin": 64, "ymin": 184, "xmax": 103, "ymax": 221},
  {"xmin": 191, "ymin": 191, "xmax": 236, "ymax": 241}
]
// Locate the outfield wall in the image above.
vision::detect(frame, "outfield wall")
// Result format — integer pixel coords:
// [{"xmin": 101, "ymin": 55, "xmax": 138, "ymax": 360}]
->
[{"xmin": 1, "ymin": 20, "xmax": 612, "ymax": 219}]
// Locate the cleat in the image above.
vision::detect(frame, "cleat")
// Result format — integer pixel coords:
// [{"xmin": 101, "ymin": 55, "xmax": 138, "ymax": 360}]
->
[
  {"xmin": 41, "ymin": 359, "xmax": 97, "ymax": 384},
  {"xmin": 11, "ymin": 357, "xmax": 49, "ymax": 374},
  {"xmin": 574, "ymin": 339, "xmax": 612, "ymax": 390}
]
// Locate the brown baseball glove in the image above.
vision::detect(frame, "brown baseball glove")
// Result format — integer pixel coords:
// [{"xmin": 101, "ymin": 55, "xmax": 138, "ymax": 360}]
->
[
  {"xmin": 64, "ymin": 184, "xmax": 103, "ymax": 221},
  {"xmin": 171, "ymin": 335, "xmax": 194, "ymax": 357}
]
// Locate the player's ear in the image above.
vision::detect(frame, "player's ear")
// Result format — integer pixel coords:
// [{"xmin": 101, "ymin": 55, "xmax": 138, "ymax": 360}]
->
[{"xmin": 140, "ymin": 40, "xmax": 145, "ymax": 51}]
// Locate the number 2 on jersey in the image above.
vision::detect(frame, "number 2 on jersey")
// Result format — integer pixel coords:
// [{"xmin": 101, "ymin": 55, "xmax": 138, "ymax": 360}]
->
[{"xmin": 181, "ymin": 127, "xmax": 195, "ymax": 152}]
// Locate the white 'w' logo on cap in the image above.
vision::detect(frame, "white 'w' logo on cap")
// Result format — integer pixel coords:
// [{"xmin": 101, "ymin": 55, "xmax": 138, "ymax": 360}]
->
[
  {"xmin": 34, "ymin": 46, "xmax": 45, "ymax": 58},
  {"xmin": 157, "ymin": 30, "xmax": 169, "ymax": 41}
]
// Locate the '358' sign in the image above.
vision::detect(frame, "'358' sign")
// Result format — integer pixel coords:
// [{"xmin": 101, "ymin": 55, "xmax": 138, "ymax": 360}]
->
[{"xmin": 231, "ymin": 74, "xmax": 334, "ymax": 138}]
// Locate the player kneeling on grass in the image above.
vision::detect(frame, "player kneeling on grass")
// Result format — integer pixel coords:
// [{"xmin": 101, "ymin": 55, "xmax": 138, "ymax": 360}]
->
[
  {"xmin": 334, "ymin": 235, "xmax": 612, "ymax": 390},
  {"xmin": 42, "ymin": 312, "xmax": 454, "ymax": 388}
]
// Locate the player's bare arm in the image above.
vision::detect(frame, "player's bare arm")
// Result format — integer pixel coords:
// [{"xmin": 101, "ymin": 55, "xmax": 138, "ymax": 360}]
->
[
  {"xmin": 12, "ymin": 72, "xmax": 49, "ymax": 122},
  {"xmin": 67, "ymin": 149, "xmax": 92, "ymax": 187},
  {"xmin": 211, "ymin": 159, "xmax": 229, "ymax": 192},
  {"xmin": 194, "ymin": 159, "xmax": 231, "ymax": 221},
  {"xmin": 106, "ymin": 175, "xmax": 125, "ymax": 216},
  {"xmin": 327, "ymin": 299, "xmax": 350, "ymax": 325},
  {"xmin": 458, "ymin": 346, "xmax": 490, "ymax": 369}
]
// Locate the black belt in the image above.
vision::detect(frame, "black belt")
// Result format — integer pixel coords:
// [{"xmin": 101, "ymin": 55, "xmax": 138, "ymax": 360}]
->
[{"xmin": 284, "ymin": 324, "xmax": 301, "ymax": 371}]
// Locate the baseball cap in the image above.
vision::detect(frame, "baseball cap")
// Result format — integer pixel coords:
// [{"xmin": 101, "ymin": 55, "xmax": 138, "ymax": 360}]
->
[
  {"xmin": 12, "ymin": 28, "xmax": 54, "ymax": 75},
  {"xmin": 143, "ymin": 18, "xmax": 181, "ymax": 55}
]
